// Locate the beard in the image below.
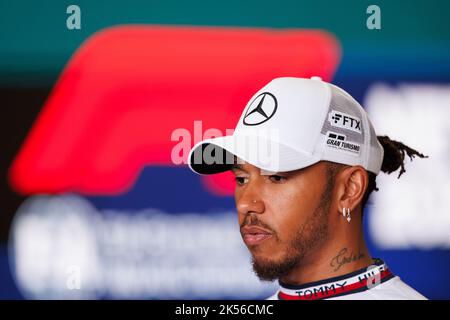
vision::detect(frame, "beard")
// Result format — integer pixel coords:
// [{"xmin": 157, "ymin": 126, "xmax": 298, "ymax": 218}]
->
[{"xmin": 250, "ymin": 175, "xmax": 335, "ymax": 282}]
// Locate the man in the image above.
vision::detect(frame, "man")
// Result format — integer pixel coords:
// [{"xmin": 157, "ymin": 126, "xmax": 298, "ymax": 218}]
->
[{"xmin": 187, "ymin": 77, "xmax": 427, "ymax": 300}]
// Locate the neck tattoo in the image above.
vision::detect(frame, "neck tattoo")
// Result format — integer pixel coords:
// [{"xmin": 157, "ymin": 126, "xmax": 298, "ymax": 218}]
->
[{"xmin": 329, "ymin": 247, "xmax": 365, "ymax": 272}]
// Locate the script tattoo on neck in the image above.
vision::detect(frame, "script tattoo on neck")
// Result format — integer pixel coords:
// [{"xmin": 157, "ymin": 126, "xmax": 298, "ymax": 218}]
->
[{"xmin": 330, "ymin": 248, "xmax": 365, "ymax": 272}]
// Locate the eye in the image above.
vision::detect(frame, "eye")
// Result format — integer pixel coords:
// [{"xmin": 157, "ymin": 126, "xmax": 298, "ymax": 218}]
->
[
  {"xmin": 269, "ymin": 175, "xmax": 287, "ymax": 183},
  {"xmin": 234, "ymin": 176, "xmax": 248, "ymax": 186}
]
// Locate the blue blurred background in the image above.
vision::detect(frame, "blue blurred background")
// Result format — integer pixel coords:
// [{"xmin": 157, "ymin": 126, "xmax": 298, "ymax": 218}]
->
[{"xmin": 1, "ymin": 0, "xmax": 449, "ymax": 299}]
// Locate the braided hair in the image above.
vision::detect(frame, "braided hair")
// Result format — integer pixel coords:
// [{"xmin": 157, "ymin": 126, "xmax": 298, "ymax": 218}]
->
[{"xmin": 361, "ymin": 135, "xmax": 429, "ymax": 208}]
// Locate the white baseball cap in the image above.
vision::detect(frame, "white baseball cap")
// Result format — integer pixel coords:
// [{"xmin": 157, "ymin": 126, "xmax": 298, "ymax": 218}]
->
[{"xmin": 188, "ymin": 76, "xmax": 384, "ymax": 175}]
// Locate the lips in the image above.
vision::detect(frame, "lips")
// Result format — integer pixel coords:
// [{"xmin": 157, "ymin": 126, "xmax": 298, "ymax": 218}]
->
[{"xmin": 241, "ymin": 226, "xmax": 273, "ymax": 246}]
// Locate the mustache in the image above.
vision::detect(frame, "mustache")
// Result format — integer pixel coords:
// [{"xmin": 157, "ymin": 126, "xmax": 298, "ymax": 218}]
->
[{"xmin": 240, "ymin": 214, "xmax": 275, "ymax": 234}]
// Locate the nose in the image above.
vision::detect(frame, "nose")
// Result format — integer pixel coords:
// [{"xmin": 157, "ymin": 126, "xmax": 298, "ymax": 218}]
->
[{"xmin": 236, "ymin": 183, "xmax": 265, "ymax": 216}]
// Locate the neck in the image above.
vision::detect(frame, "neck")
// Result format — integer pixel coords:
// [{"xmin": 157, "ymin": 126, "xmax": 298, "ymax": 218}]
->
[{"xmin": 279, "ymin": 222, "xmax": 372, "ymax": 286}]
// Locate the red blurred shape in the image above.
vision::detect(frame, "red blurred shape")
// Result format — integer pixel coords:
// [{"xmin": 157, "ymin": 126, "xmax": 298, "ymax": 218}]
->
[{"xmin": 9, "ymin": 25, "xmax": 340, "ymax": 196}]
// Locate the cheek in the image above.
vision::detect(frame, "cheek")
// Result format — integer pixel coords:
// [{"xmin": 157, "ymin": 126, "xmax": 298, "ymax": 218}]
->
[
  {"xmin": 263, "ymin": 184, "xmax": 318, "ymax": 240},
  {"xmin": 234, "ymin": 187, "xmax": 241, "ymax": 206},
  {"xmin": 234, "ymin": 189, "xmax": 244, "ymax": 224}
]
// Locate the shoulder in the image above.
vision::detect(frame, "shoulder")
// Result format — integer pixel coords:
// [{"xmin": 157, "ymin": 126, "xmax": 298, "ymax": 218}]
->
[
  {"xmin": 265, "ymin": 291, "xmax": 279, "ymax": 300},
  {"xmin": 374, "ymin": 276, "xmax": 427, "ymax": 300},
  {"xmin": 332, "ymin": 276, "xmax": 427, "ymax": 300}
]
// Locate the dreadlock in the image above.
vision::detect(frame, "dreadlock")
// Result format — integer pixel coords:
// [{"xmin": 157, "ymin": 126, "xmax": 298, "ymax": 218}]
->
[{"xmin": 360, "ymin": 135, "xmax": 429, "ymax": 208}]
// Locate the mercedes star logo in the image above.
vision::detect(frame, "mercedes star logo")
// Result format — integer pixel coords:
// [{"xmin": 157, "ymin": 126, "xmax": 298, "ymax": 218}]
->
[{"xmin": 243, "ymin": 92, "xmax": 278, "ymax": 126}]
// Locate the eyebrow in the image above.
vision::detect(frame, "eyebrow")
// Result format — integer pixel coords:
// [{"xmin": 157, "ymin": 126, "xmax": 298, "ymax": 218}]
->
[
  {"xmin": 230, "ymin": 163, "xmax": 245, "ymax": 172},
  {"xmin": 231, "ymin": 163, "xmax": 289, "ymax": 174}
]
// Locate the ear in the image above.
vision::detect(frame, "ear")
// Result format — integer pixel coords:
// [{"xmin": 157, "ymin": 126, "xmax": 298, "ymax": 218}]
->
[{"xmin": 335, "ymin": 165, "xmax": 368, "ymax": 214}]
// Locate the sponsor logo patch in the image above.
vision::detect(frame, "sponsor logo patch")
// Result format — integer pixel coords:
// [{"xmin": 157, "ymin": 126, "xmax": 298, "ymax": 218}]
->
[
  {"xmin": 326, "ymin": 131, "xmax": 361, "ymax": 155},
  {"xmin": 328, "ymin": 110, "xmax": 362, "ymax": 133}
]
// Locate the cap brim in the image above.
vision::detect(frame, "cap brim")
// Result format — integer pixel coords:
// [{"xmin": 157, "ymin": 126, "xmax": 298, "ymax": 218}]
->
[{"xmin": 188, "ymin": 134, "xmax": 321, "ymax": 175}]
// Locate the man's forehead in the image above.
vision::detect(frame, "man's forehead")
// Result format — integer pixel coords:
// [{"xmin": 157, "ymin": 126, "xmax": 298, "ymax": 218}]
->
[
  {"xmin": 231, "ymin": 158, "xmax": 336, "ymax": 176},
  {"xmin": 230, "ymin": 161, "xmax": 278, "ymax": 175}
]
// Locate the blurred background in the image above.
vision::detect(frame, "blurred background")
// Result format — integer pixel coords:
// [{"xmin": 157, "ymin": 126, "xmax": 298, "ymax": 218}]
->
[{"xmin": 1, "ymin": 0, "xmax": 449, "ymax": 299}]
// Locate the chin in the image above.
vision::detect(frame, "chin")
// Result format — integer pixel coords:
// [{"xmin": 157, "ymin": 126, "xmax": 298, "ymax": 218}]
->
[
  {"xmin": 247, "ymin": 243, "xmax": 278, "ymax": 260},
  {"xmin": 251, "ymin": 248, "xmax": 284, "ymax": 268},
  {"xmin": 251, "ymin": 256, "xmax": 286, "ymax": 282},
  {"xmin": 251, "ymin": 248, "xmax": 301, "ymax": 282}
]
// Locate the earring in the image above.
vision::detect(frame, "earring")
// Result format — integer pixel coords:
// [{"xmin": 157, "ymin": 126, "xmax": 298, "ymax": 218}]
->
[{"xmin": 343, "ymin": 207, "xmax": 351, "ymax": 223}]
